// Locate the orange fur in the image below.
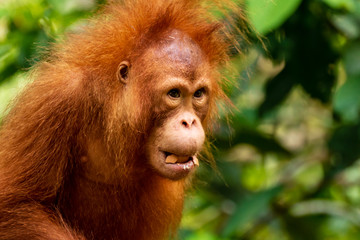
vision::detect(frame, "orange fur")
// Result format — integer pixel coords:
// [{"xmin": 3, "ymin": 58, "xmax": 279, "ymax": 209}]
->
[{"xmin": 0, "ymin": 0, "xmax": 242, "ymax": 239}]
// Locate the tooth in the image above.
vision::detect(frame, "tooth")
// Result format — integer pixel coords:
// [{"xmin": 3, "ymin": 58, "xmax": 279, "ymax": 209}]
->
[
  {"xmin": 177, "ymin": 156, "xmax": 189, "ymax": 163},
  {"xmin": 165, "ymin": 155, "xmax": 177, "ymax": 163},
  {"xmin": 193, "ymin": 156, "xmax": 199, "ymax": 167}
]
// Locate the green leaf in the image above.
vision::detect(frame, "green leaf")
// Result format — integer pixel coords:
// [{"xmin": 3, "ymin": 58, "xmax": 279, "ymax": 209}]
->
[
  {"xmin": 334, "ymin": 76, "xmax": 360, "ymax": 122},
  {"xmin": 331, "ymin": 14, "xmax": 360, "ymax": 39},
  {"xmin": 246, "ymin": 0, "xmax": 302, "ymax": 35},
  {"xmin": 322, "ymin": 0, "xmax": 356, "ymax": 11},
  {"xmin": 344, "ymin": 43, "xmax": 360, "ymax": 76},
  {"xmin": 185, "ymin": 231, "xmax": 222, "ymax": 240}
]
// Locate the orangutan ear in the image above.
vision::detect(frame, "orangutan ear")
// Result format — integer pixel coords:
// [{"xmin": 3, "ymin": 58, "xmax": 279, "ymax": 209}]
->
[{"xmin": 117, "ymin": 61, "xmax": 130, "ymax": 84}]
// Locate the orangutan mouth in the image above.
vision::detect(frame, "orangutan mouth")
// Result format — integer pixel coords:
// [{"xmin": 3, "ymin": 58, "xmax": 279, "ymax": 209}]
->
[{"xmin": 164, "ymin": 152, "xmax": 199, "ymax": 167}]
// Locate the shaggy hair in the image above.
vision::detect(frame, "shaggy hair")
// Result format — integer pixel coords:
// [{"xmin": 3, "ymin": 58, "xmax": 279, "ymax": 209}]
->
[{"xmin": 0, "ymin": 0, "xmax": 244, "ymax": 239}]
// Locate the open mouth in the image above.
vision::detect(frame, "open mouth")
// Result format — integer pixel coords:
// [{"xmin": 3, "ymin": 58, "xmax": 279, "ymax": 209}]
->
[
  {"xmin": 160, "ymin": 151, "xmax": 199, "ymax": 172},
  {"xmin": 164, "ymin": 152, "xmax": 199, "ymax": 166},
  {"xmin": 154, "ymin": 149, "xmax": 200, "ymax": 179}
]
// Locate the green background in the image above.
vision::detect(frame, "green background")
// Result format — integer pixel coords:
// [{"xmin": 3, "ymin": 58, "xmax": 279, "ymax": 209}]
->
[{"xmin": 1, "ymin": 0, "xmax": 360, "ymax": 239}]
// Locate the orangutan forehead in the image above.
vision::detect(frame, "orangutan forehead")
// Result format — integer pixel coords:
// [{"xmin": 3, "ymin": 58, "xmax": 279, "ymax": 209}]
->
[
  {"xmin": 149, "ymin": 30, "xmax": 206, "ymax": 80},
  {"xmin": 158, "ymin": 30, "xmax": 203, "ymax": 65}
]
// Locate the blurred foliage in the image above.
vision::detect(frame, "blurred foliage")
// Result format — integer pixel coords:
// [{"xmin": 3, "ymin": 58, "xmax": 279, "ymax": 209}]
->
[
  {"xmin": 1, "ymin": 0, "xmax": 360, "ymax": 239},
  {"xmin": 0, "ymin": 0, "xmax": 101, "ymax": 115}
]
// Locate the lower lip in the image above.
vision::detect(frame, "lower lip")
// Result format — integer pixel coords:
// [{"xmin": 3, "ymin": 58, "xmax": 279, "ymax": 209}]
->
[{"xmin": 165, "ymin": 159, "xmax": 195, "ymax": 172}]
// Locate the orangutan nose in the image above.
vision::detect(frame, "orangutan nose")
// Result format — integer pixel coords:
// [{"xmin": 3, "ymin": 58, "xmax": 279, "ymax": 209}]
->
[{"xmin": 180, "ymin": 113, "xmax": 197, "ymax": 129}]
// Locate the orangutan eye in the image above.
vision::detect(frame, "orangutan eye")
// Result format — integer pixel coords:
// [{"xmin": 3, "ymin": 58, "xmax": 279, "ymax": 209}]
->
[
  {"xmin": 194, "ymin": 88, "xmax": 205, "ymax": 98},
  {"xmin": 168, "ymin": 89, "xmax": 181, "ymax": 98}
]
